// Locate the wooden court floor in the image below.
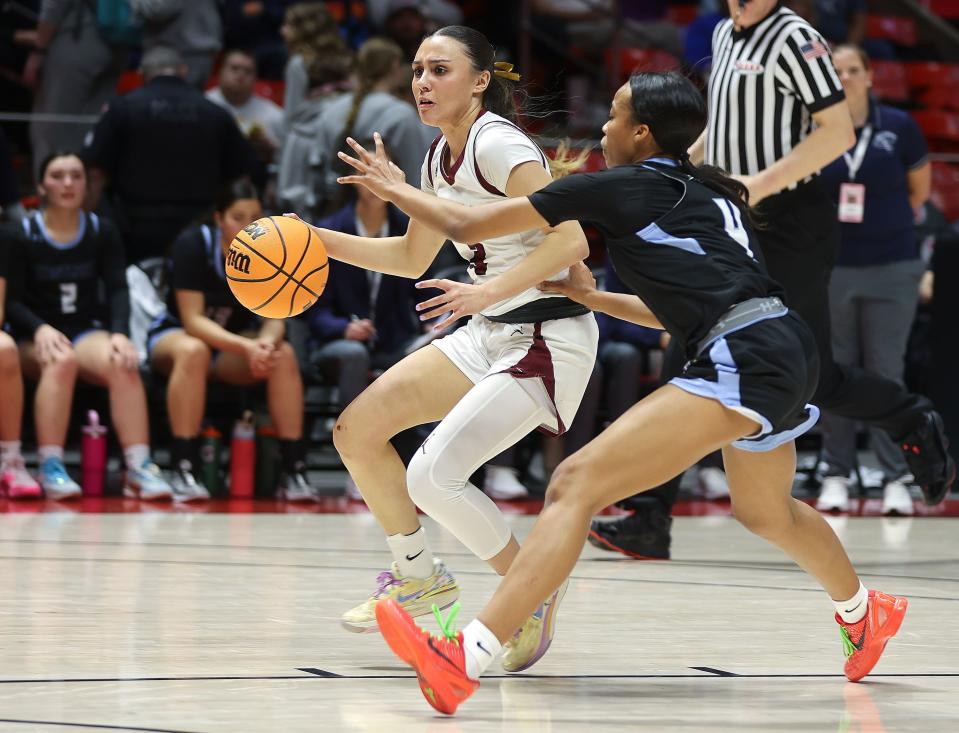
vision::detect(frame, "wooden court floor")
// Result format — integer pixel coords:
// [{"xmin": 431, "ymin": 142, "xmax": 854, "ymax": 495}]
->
[{"xmin": 0, "ymin": 511, "xmax": 956, "ymax": 732}]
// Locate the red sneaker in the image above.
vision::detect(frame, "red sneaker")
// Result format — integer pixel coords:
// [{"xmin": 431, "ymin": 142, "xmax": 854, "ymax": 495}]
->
[
  {"xmin": 0, "ymin": 457, "xmax": 43, "ymax": 499},
  {"xmin": 376, "ymin": 598, "xmax": 479, "ymax": 715},
  {"xmin": 837, "ymin": 590, "xmax": 908, "ymax": 682}
]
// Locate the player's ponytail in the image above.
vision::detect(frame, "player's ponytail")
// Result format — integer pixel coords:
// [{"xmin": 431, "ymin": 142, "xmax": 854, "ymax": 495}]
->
[
  {"xmin": 430, "ymin": 25, "xmax": 589, "ymax": 180},
  {"xmin": 628, "ymin": 72, "xmax": 752, "ymax": 223}
]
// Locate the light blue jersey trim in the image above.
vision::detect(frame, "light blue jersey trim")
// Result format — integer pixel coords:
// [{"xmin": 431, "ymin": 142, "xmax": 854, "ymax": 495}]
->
[{"xmin": 637, "ymin": 222, "xmax": 706, "ymax": 256}]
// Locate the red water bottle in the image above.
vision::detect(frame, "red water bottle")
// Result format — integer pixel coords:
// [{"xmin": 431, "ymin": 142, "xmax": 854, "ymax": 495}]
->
[
  {"xmin": 229, "ymin": 411, "xmax": 256, "ymax": 498},
  {"xmin": 81, "ymin": 410, "xmax": 108, "ymax": 496}
]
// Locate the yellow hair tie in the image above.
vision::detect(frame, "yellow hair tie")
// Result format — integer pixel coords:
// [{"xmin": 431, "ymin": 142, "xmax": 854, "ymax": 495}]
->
[{"xmin": 493, "ymin": 61, "xmax": 521, "ymax": 82}]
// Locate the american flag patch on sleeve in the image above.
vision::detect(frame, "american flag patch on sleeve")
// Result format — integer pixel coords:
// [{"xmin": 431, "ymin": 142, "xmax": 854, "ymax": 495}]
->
[{"xmin": 800, "ymin": 40, "xmax": 829, "ymax": 61}]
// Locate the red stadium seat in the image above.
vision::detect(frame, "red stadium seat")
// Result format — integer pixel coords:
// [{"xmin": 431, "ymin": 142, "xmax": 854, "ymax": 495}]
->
[
  {"xmin": 666, "ymin": 4, "xmax": 698, "ymax": 26},
  {"xmin": 931, "ymin": 162, "xmax": 959, "ymax": 221},
  {"xmin": 116, "ymin": 70, "xmax": 143, "ymax": 95},
  {"xmin": 869, "ymin": 60, "xmax": 909, "ymax": 103},
  {"xmin": 905, "ymin": 62, "xmax": 959, "ymax": 111},
  {"xmin": 253, "ymin": 80, "xmax": 285, "ymax": 105},
  {"xmin": 913, "ymin": 110, "xmax": 959, "ymax": 142},
  {"xmin": 926, "ymin": 0, "xmax": 959, "ymax": 19},
  {"xmin": 605, "ymin": 47, "xmax": 681, "ymax": 85},
  {"xmin": 866, "ymin": 15, "xmax": 918, "ymax": 46}
]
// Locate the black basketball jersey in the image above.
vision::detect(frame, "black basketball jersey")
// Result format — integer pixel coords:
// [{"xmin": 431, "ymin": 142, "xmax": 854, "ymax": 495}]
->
[
  {"xmin": 4, "ymin": 211, "xmax": 129, "ymax": 338},
  {"xmin": 529, "ymin": 159, "xmax": 783, "ymax": 356},
  {"xmin": 160, "ymin": 224, "xmax": 258, "ymax": 334}
]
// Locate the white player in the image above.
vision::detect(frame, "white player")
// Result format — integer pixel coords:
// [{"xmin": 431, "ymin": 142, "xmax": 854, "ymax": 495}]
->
[{"xmin": 289, "ymin": 24, "xmax": 597, "ymax": 671}]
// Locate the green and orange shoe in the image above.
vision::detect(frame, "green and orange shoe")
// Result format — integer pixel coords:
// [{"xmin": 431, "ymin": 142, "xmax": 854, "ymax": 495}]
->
[
  {"xmin": 376, "ymin": 598, "xmax": 479, "ymax": 715},
  {"xmin": 837, "ymin": 589, "xmax": 908, "ymax": 682}
]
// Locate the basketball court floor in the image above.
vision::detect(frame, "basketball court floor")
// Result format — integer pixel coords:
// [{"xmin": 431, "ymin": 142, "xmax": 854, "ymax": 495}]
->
[{"xmin": 0, "ymin": 500, "xmax": 956, "ymax": 732}]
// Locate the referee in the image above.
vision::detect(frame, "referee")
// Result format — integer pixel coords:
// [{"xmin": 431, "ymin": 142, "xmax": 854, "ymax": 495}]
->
[{"xmin": 588, "ymin": 0, "xmax": 954, "ymax": 560}]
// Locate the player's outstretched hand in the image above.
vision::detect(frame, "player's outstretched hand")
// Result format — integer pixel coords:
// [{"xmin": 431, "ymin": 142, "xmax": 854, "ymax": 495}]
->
[
  {"xmin": 415, "ymin": 278, "xmax": 494, "ymax": 331},
  {"xmin": 337, "ymin": 133, "xmax": 406, "ymax": 201},
  {"xmin": 538, "ymin": 261, "xmax": 597, "ymax": 305}
]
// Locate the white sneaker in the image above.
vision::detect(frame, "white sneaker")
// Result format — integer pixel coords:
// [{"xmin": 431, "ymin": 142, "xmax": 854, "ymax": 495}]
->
[
  {"xmin": 881, "ymin": 478, "xmax": 915, "ymax": 516},
  {"xmin": 483, "ymin": 465, "xmax": 529, "ymax": 500},
  {"xmin": 124, "ymin": 460, "xmax": 173, "ymax": 500},
  {"xmin": 698, "ymin": 466, "xmax": 730, "ymax": 499},
  {"xmin": 816, "ymin": 476, "xmax": 850, "ymax": 512}
]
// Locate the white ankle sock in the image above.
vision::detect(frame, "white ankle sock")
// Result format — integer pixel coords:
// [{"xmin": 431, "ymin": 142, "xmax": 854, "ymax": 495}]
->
[
  {"xmin": 462, "ymin": 620, "xmax": 501, "ymax": 680},
  {"xmin": 834, "ymin": 581, "xmax": 868, "ymax": 623},
  {"xmin": 0, "ymin": 441, "xmax": 22, "ymax": 464},
  {"xmin": 386, "ymin": 527, "xmax": 435, "ymax": 578},
  {"xmin": 38, "ymin": 445, "xmax": 63, "ymax": 463},
  {"xmin": 123, "ymin": 444, "xmax": 150, "ymax": 471}
]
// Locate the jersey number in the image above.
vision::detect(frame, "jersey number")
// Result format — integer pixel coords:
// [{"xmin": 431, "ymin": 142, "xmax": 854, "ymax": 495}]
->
[
  {"xmin": 713, "ymin": 198, "xmax": 754, "ymax": 259},
  {"xmin": 468, "ymin": 244, "xmax": 488, "ymax": 276},
  {"xmin": 59, "ymin": 283, "xmax": 77, "ymax": 314}
]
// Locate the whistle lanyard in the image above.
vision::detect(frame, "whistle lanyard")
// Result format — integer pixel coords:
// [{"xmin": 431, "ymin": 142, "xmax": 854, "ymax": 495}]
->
[{"xmin": 842, "ymin": 125, "xmax": 872, "ymax": 182}]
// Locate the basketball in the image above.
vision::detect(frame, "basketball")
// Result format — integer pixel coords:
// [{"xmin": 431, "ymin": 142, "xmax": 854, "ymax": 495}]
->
[{"xmin": 226, "ymin": 215, "xmax": 329, "ymax": 319}]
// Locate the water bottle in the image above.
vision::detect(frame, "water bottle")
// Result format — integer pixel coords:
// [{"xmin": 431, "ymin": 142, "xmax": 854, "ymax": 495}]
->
[
  {"xmin": 81, "ymin": 410, "xmax": 108, "ymax": 496},
  {"xmin": 230, "ymin": 411, "xmax": 256, "ymax": 498},
  {"xmin": 199, "ymin": 425, "xmax": 223, "ymax": 495},
  {"xmin": 255, "ymin": 423, "xmax": 279, "ymax": 498}
]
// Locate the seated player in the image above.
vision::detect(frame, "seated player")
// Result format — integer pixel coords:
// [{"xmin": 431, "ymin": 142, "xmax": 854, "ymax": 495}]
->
[
  {"xmin": 148, "ymin": 180, "xmax": 317, "ymax": 502},
  {"xmin": 4, "ymin": 152, "xmax": 172, "ymax": 500}
]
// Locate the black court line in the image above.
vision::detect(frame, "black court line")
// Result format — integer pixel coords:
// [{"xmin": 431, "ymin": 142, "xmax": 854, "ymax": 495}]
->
[
  {"xmin": 6, "ymin": 538, "xmax": 959, "ymax": 582},
  {"xmin": 0, "ymin": 719, "xmax": 204, "ymax": 733},
  {"xmin": 1, "ymin": 554, "xmax": 956, "ymax": 602},
  {"xmin": 1, "ymin": 671, "xmax": 958, "ymax": 685}
]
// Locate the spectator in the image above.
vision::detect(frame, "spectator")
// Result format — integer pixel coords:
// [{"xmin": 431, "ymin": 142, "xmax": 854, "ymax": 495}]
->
[
  {"xmin": 0, "ymin": 218, "xmax": 42, "ymax": 498},
  {"xmin": 206, "ymin": 48, "xmax": 286, "ymax": 166},
  {"xmin": 3, "ymin": 152, "xmax": 173, "ymax": 501},
  {"xmin": 130, "ymin": 0, "xmax": 223, "ymax": 88},
  {"xmin": 315, "ymin": 37, "xmax": 433, "ymax": 212},
  {"xmin": 324, "ymin": 0, "xmax": 373, "ymax": 49},
  {"xmin": 280, "ymin": 2, "xmax": 352, "ymax": 123},
  {"xmin": 148, "ymin": 180, "xmax": 317, "ymax": 502},
  {"xmin": 84, "ymin": 46, "xmax": 256, "ymax": 267},
  {"xmin": 222, "ymin": 0, "xmax": 290, "ymax": 79},
  {"xmin": 24, "ymin": 0, "xmax": 127, "ymax": 176},
  {"xmin": 307, "ymin": 182, "xmax": 423, "ymax": 420},
  {"xmin": 275, "ymin": 50, "xmax": 353, "ymax": 218},
  {"xmin": 0, "ymin": 128, "xmax": 24, "ymax": 224},
  {"xmin": 377, "ymin": 0, "xmax": 463, "ymax": 61},
  {"xmin": 816, "ymin": 45, "xmax": 932, "ymax": 516}
]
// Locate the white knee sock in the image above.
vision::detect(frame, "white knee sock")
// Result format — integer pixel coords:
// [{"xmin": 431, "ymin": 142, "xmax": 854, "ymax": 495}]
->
[
  {"xmin": 462, "ymin": 619, "xmax": 501, "ymax": 680},
  {"xmin": 386, "ymin": 526, "xmax": 435, "ymax": 578},
  {"xmin": 833, "ymin": 581, "xmax": 868, "ymax": 623}
]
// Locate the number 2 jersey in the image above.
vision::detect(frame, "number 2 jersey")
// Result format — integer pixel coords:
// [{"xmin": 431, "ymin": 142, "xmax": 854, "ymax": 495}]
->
[
  {"xmin": 421, "ymin": 110, "xmax": 588, "ymax": 323},
  {"xmin": 528, "ymin": 159, "xmax": 785, "ymax": 358},
  {"xmin": 1, "ymin": 211, "xmax": 129, "ymax": 339}
]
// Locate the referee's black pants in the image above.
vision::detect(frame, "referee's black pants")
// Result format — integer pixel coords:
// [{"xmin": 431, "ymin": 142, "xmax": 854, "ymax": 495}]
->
[
  {"xmin": 757, "ymin": 181, "xmax": 929, "ymax": 437},
  {"xmin": 615, "ymin": 181, "xmax": 930, "ymax": 514}
]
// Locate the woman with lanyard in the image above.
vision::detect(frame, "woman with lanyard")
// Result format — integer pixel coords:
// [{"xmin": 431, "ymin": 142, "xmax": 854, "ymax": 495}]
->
[{"xmin": 816, "ymin": 44, "xmax": 932, "ymax": 516}]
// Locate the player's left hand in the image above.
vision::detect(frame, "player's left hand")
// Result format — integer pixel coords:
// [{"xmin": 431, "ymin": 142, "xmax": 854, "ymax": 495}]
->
[
  {"xmin": 539, "ymin": 261, "xmax": 597, "ymax": 304},
  {"xmin": 336, "ymin": 133, "xmax": 406, "ymax": 201},
  {"xmin": 415, "ymin": 279, "xmax": 494, "ymax": 331},
  {"xmin": 249, "ymin": 337, "xmax": 276, "ymax": 378},
  {"xmin": 109, "ymin": 333, "xmax": 139, "ymax": 371}
]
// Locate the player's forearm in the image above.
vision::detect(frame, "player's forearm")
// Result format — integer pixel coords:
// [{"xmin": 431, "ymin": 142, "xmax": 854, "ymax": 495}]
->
[
  {"xmin": 182, "ymin": 315, "xmax": 250, "ymax": 354},
  {"xmin": 753, "ymin": 117, "xmax": 854, "ymax": 199},
  {"xmin": 258, "ymin": 319, "xmax": 285, "ymax": 345},
  {"xmin": 582, "ymin": 290, "xmax": 663, "ymax": 329},
  {"xmin": 307, "ymin": 226, "xmax": 423, "ymax": 278},
  {"xmin": 481, "ymin": 224, "xmax": 589, "ymax": 305}
]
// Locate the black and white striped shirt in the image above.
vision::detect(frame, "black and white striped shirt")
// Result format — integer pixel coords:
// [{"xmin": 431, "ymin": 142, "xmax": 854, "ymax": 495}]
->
[{"xmin": 706, "ymin": 5, "xmax": 845, "ymax": 188}]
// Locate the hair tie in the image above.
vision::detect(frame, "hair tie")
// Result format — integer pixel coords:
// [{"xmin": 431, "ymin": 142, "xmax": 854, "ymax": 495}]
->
[
  {"xmin": 678, "ymin": 151, "xmax": 692, "ymax": 166},
  {"xmin": 493, "ymin": 61, "xmax": 521, "ymax": 82}
]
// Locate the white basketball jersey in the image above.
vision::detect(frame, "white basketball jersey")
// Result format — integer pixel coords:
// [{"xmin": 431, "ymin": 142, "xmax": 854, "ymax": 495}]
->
[{"xmin": 421, "ymin": 110, "xmax": 571, "ymax": 318}]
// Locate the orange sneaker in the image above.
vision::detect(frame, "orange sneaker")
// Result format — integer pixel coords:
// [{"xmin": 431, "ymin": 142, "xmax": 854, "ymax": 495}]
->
[
  {"xmin": 376, "ymin": 598, "xmax": 479, "ymax": 715},
  {"xmin": 837, "ymin": 589, "xmax": 908, "ymax": 682}
]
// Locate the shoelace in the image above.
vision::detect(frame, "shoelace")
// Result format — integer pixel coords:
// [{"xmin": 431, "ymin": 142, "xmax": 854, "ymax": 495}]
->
[
  {"xmin": 839, "ymin": 620, "xmax": 866, "ymax": 658},
  {"xmin": 43, "ymin": 461, "xmax": 72, "ymax": 483},
  {"xmin": 2, "ymin": 456, "xmax": 31, "ymax": 480},
  {"xmin": 374, "ymin": 571, "xmax": 401, "ymax": 598},
  {"xmin": 431, "ymin": 601, "xmax": 461, "ymax": 645}
]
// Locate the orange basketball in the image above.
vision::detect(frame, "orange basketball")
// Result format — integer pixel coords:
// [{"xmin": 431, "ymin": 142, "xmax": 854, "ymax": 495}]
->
[{"xmin": 226, "ymin": 216, "xmax": 329, "ymax": 319}]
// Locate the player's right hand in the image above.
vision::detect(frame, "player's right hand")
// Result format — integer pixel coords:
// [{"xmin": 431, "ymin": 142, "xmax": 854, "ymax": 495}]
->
[
  {"xmin": 538, "ymin": 261, "xmax": 597, "ymax": 304},
  {"xmin": 33, "ymin": 324, "xmax": 73, "ymax": 366}
]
